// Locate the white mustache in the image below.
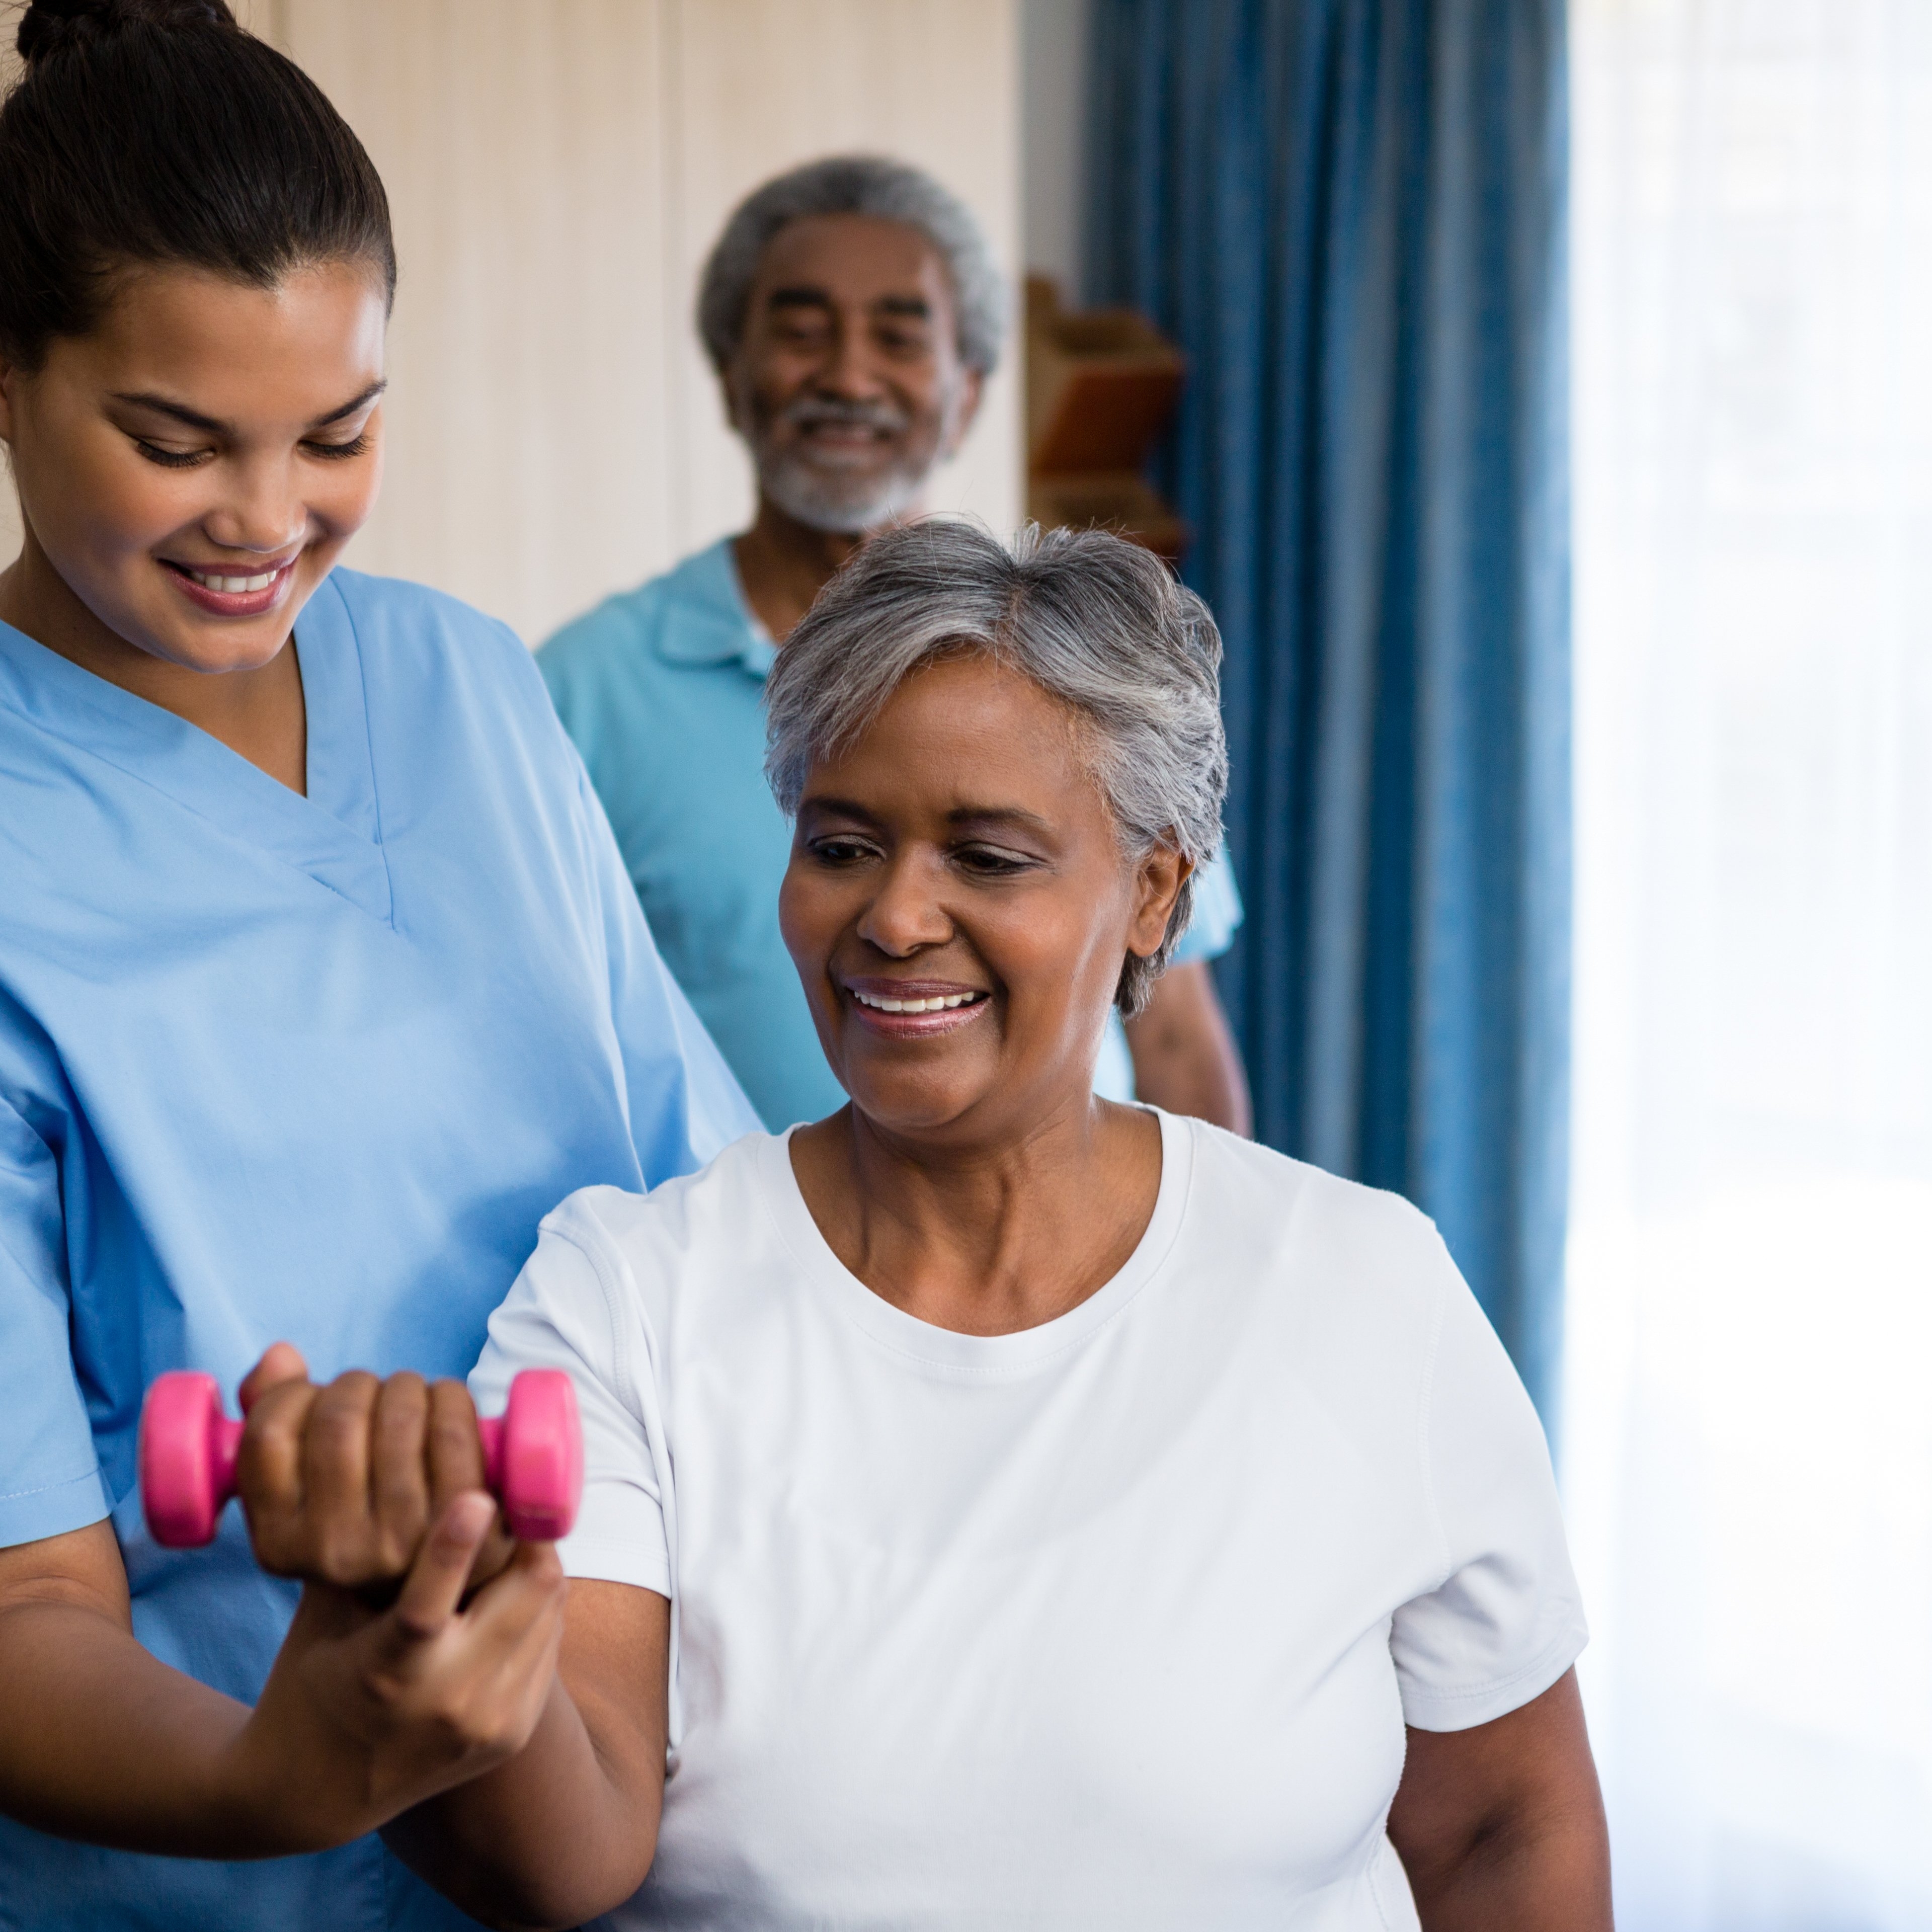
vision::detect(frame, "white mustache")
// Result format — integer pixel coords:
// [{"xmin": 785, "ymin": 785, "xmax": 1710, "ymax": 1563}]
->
[{"xmin": 779, "ymin": 395, "xmax": 912, "ymax": 435}]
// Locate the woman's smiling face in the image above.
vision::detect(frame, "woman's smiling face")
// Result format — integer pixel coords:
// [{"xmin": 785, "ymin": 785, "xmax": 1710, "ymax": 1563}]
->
[
  {"xmin": 779, "ymin": 651, "xmax": 1186, "ymax": 1141},
  {"xmin": 0, "ymin": 259, "xmax": 387, "ymax": 675}
]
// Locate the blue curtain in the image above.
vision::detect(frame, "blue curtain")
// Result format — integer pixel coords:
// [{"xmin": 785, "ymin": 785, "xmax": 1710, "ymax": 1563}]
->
[{"xmin": 1087, "ymin": 0, "xmax": 1571, "ymax": 1425}]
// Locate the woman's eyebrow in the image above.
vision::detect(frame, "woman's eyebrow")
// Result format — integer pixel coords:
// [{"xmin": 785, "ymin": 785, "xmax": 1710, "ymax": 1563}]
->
[
  {"xmin": 798, "ymin": 794, "xmax": 883, "ymax": 826},
  {"xmin": 310, "ymin": 379, "xmax": 387, "ymax": 427},
  {"xmin": 948, "ymin": 805, "xmax": 1053, "ymax": 836},
  {"xmin": 110, "ymin": 391, "xmax": 224, "ymax": 433},
  {"xmin": 107, "ymin": 379, "xmax": 386, "ymax": 435},
  {"xmin": 798, "ymin": 800, "xmax": 1053, "ymax": 837}
]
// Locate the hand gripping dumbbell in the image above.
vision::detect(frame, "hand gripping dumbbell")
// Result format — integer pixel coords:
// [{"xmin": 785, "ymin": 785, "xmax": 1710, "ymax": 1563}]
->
[{"xmin": 138, "ymin": 1368, "xmax": 584, "ymax": 1550}]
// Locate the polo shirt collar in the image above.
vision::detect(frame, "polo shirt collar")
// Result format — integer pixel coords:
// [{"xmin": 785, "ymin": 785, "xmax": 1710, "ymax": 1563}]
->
[{"xmin": 651, "ymin": 537, "xmax": 777, "ymax": 680}]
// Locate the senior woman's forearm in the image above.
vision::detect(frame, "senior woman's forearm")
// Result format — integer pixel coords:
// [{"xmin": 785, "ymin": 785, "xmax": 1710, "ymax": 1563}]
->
[
  {"xmin": 1388, "ymin": 1672, "xmax": 1612, "ymax": 1929},
  {"xmin": 1401, "ymin": 1808, "xmax": 1613, "ymax": 1930},
  {"xmin": 383, "ymin": 1580, "xmax": 670, "ymax": 1929},
  {"xmin": 382, "ymin": 1677, "xmax": 656, "ymax": 1929}
]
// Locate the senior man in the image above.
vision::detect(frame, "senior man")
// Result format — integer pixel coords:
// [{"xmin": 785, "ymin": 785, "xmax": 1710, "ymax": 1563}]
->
[{"xmin": 540, "ymin": 154, "xmax": 1250, "ymax": 1133}]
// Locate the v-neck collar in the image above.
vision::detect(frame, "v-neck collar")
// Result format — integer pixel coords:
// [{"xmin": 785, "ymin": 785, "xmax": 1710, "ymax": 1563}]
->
[{"xmin": 0, "ymin": 571, "xmax": 393, "ymax": 923}]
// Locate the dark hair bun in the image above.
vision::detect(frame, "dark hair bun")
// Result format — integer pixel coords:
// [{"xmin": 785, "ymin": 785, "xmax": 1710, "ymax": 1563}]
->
[
  {"xmin": 1, "ymin": 0, "xmax": 392, "ymax": 366},
  {"xmin": 17, "ymin": 0, "xmax": 237, "ymax": 64}
]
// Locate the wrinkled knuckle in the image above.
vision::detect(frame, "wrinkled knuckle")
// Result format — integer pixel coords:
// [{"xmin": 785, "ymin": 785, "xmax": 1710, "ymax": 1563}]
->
[
  {"xmin": 390, "ymin": 1607, "xmax": 437, "ymax": 1646},
  {"xmin": 378, "ymin": 1381, "xmax": 430, "ymax": 1436},
  {"xmin": 234, "ymin": 1459, "xmax": 285, "ymax": 1515},
  {"xmin": 429, "ymin": 1405, "xmax": 478, "ymax": 1454},
  {"xmin": 254, "ymin": 1381, "xmax": 309, "ymax": 1427},
  {"xmin": 429, "ymin": 1379, "xmax": 479, "ymax": 1427},
  {"xmin": 315, "ymin": 1373, "xmax": 378, "ymax": 1423},
  {"xmin": 375, "ymin": 1525, "xmax": 422, "ymax": 1577},
  {"xmin": 310, "ymin": 1404, "xmax": 366, "ymax": 1456},
  {"xmin": 250, "ymin": 1526, "xmax": 302, "ymax": 1577},
  {"xmin": 315, "ymin": 1527, "xmax": 374, "ymax": 1585},
  {"xmin": 360, "ymin": 1660, "xmax": 413, "ymax": 1709}
]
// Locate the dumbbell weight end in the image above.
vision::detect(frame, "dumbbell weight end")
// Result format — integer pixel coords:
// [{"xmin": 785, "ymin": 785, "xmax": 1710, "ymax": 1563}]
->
[
  {"xmin": 139, "ymin": 1367, "xmax": 583, "ymax": 1551},
  {"xmin": 478, "ymin": 1370, "xmax": 583, "ymax": 1543},
  {"xmin": 139, "ymin": 1371, "xmax": 243, "ymax": 1550}
]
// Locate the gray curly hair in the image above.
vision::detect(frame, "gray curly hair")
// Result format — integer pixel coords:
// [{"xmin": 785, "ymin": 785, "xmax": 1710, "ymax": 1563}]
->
[
  {"xmin": 697, "ymin": 154, "xmax": 1005, "ymax": 379},
  {"xmin": 764, "ymin": 519, "xmax": 1227, "ymax": 1018}
]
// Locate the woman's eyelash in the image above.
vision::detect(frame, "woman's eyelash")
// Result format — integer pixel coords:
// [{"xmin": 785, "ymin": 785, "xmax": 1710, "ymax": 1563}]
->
[
  {"xmin": 955, "ymin": 847, "xmax": 1030, "ymax": 875},
  {"xmin": 807, "ymin": 839, "xmax": 1032, "ymax": 873},
  {"xmin": 811, "ymin": 838, "xmax": 878, "ymax": 864},
  {"xmin": 133, "ymin": 433, "xmax": 372, "ymax": 466},
  {"xmin": 134, "ymin": 440, "xmax": 209, "ymax": 469},
  {"xmin": 304, "ymin": 433, "xmax": 372, "ymax": 461}
]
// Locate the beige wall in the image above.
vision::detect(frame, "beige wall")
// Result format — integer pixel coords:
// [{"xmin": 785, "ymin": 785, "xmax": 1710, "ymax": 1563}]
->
[
  {"xmin": 1022, "ymin": 0, "xmax": 1090, "ymax": 294},
  {"xmin": 0, "ymin": 3, "xmax": 1022, "ymax": 646},
  {"xmin": 0, "ymin": 40, "xmax": 16, "ymax": 573},
  {"xmin": 0, "ymin": 425, "xmax": 13, "ymax": 581},
  {"xmin": 281, "ymin": 0, "xmax": 1020, "ymax": 643}
]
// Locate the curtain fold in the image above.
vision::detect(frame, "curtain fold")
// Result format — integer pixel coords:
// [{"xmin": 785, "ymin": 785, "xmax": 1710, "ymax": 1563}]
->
[{"xmin": 1088, "ymin": 0, "xmax": 1571, "ymax": 1422}]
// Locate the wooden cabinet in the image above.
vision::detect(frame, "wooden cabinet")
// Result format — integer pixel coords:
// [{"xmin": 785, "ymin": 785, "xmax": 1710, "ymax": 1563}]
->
[{"xmin": 1024, "ymin": 276, "xmax": 1185, "ymax": 562}]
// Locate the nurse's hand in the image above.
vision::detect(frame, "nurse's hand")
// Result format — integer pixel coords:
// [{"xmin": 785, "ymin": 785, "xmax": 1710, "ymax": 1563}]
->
[
  {"xmin": 232, "ymin": 1489, "xmax": 569, "ymax": 1850},
  {"xmin": 232, "ymin": 1344, "xmax": 517, "ymax": 1595}
]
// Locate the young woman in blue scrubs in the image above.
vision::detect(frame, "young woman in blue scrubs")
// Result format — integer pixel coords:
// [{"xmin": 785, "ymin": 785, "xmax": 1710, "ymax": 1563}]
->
[{"xmin": 0, "ymin": 4, "xmax": 757, "ymax": 1926}]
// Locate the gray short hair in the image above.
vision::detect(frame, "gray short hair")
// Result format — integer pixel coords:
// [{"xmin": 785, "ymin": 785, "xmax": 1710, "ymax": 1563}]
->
[
  {"xmin": 697, "ymin": 155, "xmax": 1005, "ymax": 379},
  {"xmin": 764, "ymin": 520, "xmax": 1228, "ymax": 1017}
]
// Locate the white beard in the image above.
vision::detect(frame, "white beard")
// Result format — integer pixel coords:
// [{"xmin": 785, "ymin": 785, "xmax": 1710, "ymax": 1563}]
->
[
  {"xmin": 737, "ymin": 376, "xmax": 967, "ymax": 535},
  {"xmin": 755, "ymin": 450, "xmax": 928, "ymax": 534}
]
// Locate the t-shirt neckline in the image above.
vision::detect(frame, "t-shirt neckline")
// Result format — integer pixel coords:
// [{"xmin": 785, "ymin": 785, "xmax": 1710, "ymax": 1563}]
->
[{"xmin": 756, "ymin": 1108, "xmax": 1195, "ymax": 1378}]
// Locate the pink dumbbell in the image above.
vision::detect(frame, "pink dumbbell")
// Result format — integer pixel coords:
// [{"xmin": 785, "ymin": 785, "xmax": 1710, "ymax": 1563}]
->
[{"xmin": 138, "ymin": 1368, "xmax": 584, "ymax": 1550}]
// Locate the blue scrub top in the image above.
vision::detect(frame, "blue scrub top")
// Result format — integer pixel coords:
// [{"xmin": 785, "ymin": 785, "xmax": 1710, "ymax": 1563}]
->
[
  {"xmin": 540, "ymin": 538, "xmax": 1243, "ymax": 1128},
  {"xmin": 0, "ymin": 568, "xmax": 758, "ymax": 1930}
]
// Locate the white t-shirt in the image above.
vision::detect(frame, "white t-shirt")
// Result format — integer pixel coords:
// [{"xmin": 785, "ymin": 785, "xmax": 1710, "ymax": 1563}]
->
[{"xmin": 472, "ymin": 1110, "xmax": 1587, "ymax": 1931}]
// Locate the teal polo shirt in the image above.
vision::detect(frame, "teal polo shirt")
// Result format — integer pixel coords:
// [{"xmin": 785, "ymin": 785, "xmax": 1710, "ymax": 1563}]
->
[{"xmin": 540, "ymin": 539, "xmax": 1243, "ymax": 1129}]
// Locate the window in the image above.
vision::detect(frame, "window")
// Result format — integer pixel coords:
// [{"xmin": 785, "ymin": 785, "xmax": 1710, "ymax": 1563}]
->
[{"xmin": 1566, "ymin": 1, "xmax": 1932, "ymax": 1922}]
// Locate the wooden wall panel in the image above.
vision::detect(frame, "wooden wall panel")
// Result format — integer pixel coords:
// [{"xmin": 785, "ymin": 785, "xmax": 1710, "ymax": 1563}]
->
[
  {"xmin": 0, "ymin": 468, "xmax": 17, "ymax": 576},
  {"xmin": 0, "ymin": 37, "xmax": 19, "ymax": 574},
  {"xmin": 280, "ymin": 0, "xmax": 676, "ymax": 644}
]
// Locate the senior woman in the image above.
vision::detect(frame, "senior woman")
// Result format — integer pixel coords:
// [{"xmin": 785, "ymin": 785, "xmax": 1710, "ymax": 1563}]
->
[{"xmin": 226, "ymin": 522, "xmax": 1609, "ymax": 1928}]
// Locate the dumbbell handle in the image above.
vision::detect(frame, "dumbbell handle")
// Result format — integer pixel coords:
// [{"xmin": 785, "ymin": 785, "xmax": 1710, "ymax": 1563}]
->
[{"xmin": 138, "ymin": 1368, "xmax": 583, "ymax": 1550}]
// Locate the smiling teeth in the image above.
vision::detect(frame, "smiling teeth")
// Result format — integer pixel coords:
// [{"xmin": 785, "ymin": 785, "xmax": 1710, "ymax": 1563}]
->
[
  {"xmin": 852, "ymin": 990, "xmax": 983, "ymax": 1013},
  {"xmin": 185, "ymin": 568, "xmax": 279, "ymax": 593}
]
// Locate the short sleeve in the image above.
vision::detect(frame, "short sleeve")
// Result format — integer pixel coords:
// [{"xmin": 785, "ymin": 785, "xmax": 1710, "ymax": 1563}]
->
[
  {"xmin": 1171, "ymin": 839, "xmax": 1244, "ymax": 964},
  {"xmin": 1390, "ymin": 1253, "xmax": 1588, "ymax": 1731},
  {"xmin": 470, "ymin": 1201, "xmax": 672, "ymax": 1598},
  {"xmin": 0, "ymin": 1094, "xmax": 111, "ymax": 1547}
]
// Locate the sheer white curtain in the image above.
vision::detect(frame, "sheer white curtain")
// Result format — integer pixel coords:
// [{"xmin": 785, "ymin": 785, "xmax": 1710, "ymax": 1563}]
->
[{"xmin": 1566, "ymin": 2, "xmax": 1932, "ymax": 1926}]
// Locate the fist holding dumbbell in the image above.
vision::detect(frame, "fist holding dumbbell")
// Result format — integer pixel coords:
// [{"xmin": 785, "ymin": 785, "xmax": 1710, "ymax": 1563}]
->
[
  {"xmin": 143, "ymin": 1344, "xmax": 580, "ymax": 1592},
  {"xmin": 125, "ymin": 1346, "xmax": 584, "ymax": 1853}
]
